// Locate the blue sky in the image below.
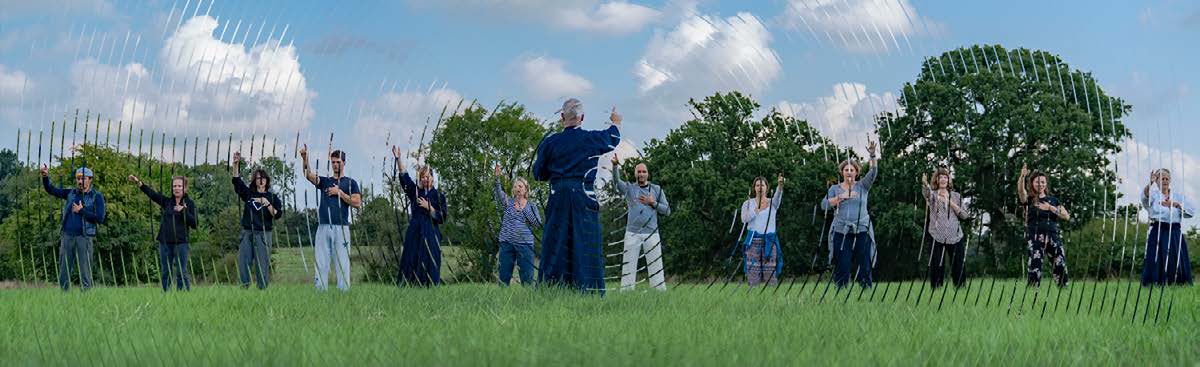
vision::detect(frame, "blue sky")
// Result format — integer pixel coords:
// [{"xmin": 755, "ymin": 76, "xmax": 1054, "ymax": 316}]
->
[{"xmin": 0, "ymin": 0, "xmax": 1196, "ymax": 224}]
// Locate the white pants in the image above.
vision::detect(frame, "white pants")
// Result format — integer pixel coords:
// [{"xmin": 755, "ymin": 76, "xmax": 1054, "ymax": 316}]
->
[
  {"xmin": 621, "ymin": 231, "xmax": 666, "ymax": 291},
  {"xmin": 314, "ymin": 224, "xmax": 352, "ymax": 291}
]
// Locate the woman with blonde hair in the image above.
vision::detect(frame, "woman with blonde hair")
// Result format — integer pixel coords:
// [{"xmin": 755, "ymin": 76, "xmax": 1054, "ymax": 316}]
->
[
  {"xmin": 493, "ymin": 163, "xmax": 542, "ymax": 286},
  {"xmin": 921, "ymin": 168, "xmax": 970, "ymax": 289},
  {"xmin": 393, "ymin": 146, "xmax": 448, "ymax": 286},
  {"xmin": 1140, "ymin": 168, "xmax": 1194, "ymax": 286}
]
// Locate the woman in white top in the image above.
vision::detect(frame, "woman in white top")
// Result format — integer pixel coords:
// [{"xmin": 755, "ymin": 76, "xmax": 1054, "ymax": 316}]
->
[
  {"xmin": 1140, "ymin": 168, "xmax": 1194, "ymax": 286},
  {"xmin": 740, "ymin": 174, "xmax": 783, "ymax": 287}
]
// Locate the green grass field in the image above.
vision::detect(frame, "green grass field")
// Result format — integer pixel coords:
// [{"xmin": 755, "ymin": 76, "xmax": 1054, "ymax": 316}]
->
[{"xmin": 0, "ymin": 278, "xmax": 1195, "ymax": 366}]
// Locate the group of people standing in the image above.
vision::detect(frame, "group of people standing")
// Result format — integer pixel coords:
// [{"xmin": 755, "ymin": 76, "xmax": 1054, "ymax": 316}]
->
[{"xmin": 36, "ymin": 96, "xmax": 1193, "ymax": 294}]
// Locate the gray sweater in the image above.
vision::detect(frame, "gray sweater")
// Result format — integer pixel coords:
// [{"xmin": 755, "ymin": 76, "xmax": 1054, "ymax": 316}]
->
[{"xmin": 614, "ymin": 170, "xmax": 671, "ymax": 234}]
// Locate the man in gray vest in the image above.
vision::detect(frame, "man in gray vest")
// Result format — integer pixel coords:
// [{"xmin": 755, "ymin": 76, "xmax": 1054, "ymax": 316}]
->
[
  {"xmin": 612, "ymin": 156, "xmax": 670, "ymax": 291},
  {"xmin": 41, "ymin": 165, "xmax": 107, "ymax": 291}
]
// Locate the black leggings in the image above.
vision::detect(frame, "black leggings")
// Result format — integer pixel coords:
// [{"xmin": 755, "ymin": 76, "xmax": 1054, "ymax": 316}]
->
[{"xmin": 926, "ymin": 234, "xmax": 965, "ymax": 289}]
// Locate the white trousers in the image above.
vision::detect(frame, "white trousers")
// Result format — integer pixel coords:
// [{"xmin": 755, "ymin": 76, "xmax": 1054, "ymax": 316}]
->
[
  {"xmin": 314, "ymin": 224, "xmax": 352, "ymax": 291},
  {"xmin": 621, "ymin": 231, "xmax": 666, "ymax": 291}
]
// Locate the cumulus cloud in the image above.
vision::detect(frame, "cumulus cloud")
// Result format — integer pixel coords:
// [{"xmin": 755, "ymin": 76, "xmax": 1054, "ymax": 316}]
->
[
  {"xmin": 775, "ymin": 82, "xmax": 899, "ymax": 153},
  {"xmin": 515, "ymin": 55, "xmax": 594, "ymax": 101},
  {"xmin": 0, "ymin": 64, "xmax": 32, "ymax": 103},
  {"xmin": 629, "ymin": 10, "xmax": 782, "ymax": 140},
  {"xmin": 777, "ymin": 0, "xmax": 942, "ymax": 54},
  {"xmin": 65, "ymin": 15, "xmax": 315, "ymax": 143},
  {"xmin": 408, "ymin": 0, "xmax": 661, "ymax": 36}
]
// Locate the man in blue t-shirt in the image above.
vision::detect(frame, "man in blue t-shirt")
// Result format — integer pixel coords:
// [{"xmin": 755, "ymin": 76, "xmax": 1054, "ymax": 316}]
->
[
  {"xmin": 300, "ymin": 145, "xmax": 362, "ymax": 291},
  {"xmin": 532, "ymin": 98, "xmax": 622, "ymax": 294},
  {"xmin": 41, "ymin": 165, "xmax": 106, "ymax": 291}
]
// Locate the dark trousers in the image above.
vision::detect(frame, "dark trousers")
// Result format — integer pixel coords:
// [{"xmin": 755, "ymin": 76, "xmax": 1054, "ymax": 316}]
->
[
  {"xmin": 927, "ymin": 235, "xmax": 966, "ymax": 289},
  {"xmin": 238, "ymin": 230, "xmax": 272, "ymax": 289},
  {"xmin": 538, "ymin": 181, "xmax": 605, "ymax": 294},
  {"xmin": 1142, "ymin": 222, "xmax": 1194, "ymax": 286},
  {"xmin": 832, "ymin": 231, "xmax": 873, "ymax": 289},
  {"xmin": 58, "ymin": 234, "xmax": 94, "ymax": 291},
  {"xmin": 498, "ymin": 241, "xmax": 535, "ymax": 286},
  {"xmin": 159, "ymin": 243, "xmax": 191, "ymax": 291}
]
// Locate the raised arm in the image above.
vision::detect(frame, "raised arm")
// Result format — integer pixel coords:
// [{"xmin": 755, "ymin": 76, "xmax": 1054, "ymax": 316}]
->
[
  {"xmin": 611, "ymin": 155, "xmax": 629, "ymax": 193},
  {"xmin": 300, "ymin": 144, "xmax": 319, "ymax": 186},
  {"xmin": 130, "ymin": 175, "xmax": 167, "ymax": 203},
  {"xmin": 1017, "ymin": 163, "xmax": 1029, "ymax": 204},
  {"xmin": 861, "ymin": 141, "xmax": 879, "ymax": 190},
  {"xmin": 920, "ymin": 173, "xmax": 932, "ymax": 201},
  {"xmin": 772, "ymin": 175, "xmax": 784, "ymax": 208},
  {"xmin": 41, "ymin": 175, "xmax": 69, "ymax": 199}
]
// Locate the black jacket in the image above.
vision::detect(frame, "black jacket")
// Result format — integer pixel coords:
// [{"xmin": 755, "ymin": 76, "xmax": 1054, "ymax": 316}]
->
[
  {"xmin": 232, "ymin": 177, "xmax": 283, "ymax": 231},
  {"xmin": 139, "ymin": 184, "xmax": 198, "ymax": 244}
]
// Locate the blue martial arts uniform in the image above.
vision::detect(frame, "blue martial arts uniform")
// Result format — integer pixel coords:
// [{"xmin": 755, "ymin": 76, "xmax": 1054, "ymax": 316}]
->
[
  {"xmin": 397, "ymin": 171, "xmax": 448, "ymax": 287},
  {"xmin": 532, "ymin": 124, "xmax": 621, "ymax": 293}
]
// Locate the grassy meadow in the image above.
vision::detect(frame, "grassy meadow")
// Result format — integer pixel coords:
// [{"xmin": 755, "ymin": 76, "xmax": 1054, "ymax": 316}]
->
[{"xmin": 0, "ymin": 277, "xmax": 1195, "ymax": 366}]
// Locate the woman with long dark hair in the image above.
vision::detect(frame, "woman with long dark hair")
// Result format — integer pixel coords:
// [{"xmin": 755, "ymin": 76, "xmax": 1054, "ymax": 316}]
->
[
  {"xmin": 129, "ymin": 174, "xmax": 197, "ymax": 292},
  {"xmin": 1017, "ymin": 163, "xmax": 1071, "ymax": 287},
  {"xmin": 740, "ymin": 174, "xmax": 783, "ymax": 287}
]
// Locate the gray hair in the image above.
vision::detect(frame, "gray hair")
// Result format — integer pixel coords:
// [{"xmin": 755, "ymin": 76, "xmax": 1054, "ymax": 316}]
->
[{"xmin": 559, "ymin": 98, "xmax": 583, "ymax": 126}]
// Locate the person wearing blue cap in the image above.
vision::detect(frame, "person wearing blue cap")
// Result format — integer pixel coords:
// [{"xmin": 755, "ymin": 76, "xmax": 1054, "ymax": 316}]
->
[
  {"xmin": 532, "ymin": 98, "xmax": 622, "ymax": 294},
  {"xmin": 40, "ymin": 164, "xmax": 106, "ymax": 291}
]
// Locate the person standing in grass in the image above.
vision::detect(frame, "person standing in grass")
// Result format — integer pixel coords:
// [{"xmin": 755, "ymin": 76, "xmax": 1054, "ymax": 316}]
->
[
  {"xmin": 612, "ymin": 155, "xmax": 671, "ymax": 291},
  {"xmin": 231, "ymin": 152, "xmax": 284, "ymax": 290},
  {"xmin": 532, "ymin": 98, "xmax": 622, "ymax": 294},
  {"xmin": 492, "ymin": 163, "xmax": 541, "ymax": 287},
  {"xmin": 822, "ymin": 141, "xmax": 879, "ymax": 290},
  {"xmin": 921, "ymin": 168, "xmax": 970, "ymax": 290},
  {"xmin": 41, "ymin": 165, "xmax": 106, "ymax": 292},
  {"xmin": 1017, "ymin": 163, "xmax": 1070, "ymax": 288},
  {"xmin": 300, "ymin": 144, "xmax": 362, "ymax": 291},
  {"xmin": 1140, "ymin": 168, "xmax": 1193, "ymax": 286},
  {"xmin": 741, "ymin": 174, "xmax": 784, "ymax": 287},
  {"xmin": 129, "ymin": 174, "xmax": 197, "ymax": 292},
  {"xmin": 393, "ymin": 146, "xmax": 448, "ymax": 287}
]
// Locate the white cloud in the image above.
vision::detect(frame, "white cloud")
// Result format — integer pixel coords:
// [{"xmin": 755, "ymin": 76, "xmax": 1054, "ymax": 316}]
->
[
  {"xmin": 346, "ymin": 85, "xmax": 465, "ymax": 190},
  {"xmin": 0, "ymin": 65, "xmax": 32, "ymax": 103},
  {"xmin": 778, "ymin": 0, "xmax": 942, "ymax": 54},
  {"xmin": 629, "ymin": 11, "xmax": 782, "ymax": 140},
  {"xmin": 775, "ymin": 82, "xmax": 898, "ymax": 153},
  {"xmin": 409, "ymin": 0, "xmax": 661, "ymax": 36},
  {"xmin": 65, "ymin": 15, "xmax": 315, "ymax": 143},
  {"xmin": 515, "ymin": 55, "xmax": 593, "ymax": 101}
]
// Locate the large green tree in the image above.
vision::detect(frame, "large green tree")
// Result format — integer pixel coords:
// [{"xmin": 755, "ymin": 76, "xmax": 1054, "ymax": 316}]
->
[
  {"xmin": 638, "ymin": 92, "xmax": 847, "ymax": 279},
  {"xmin": 873, "ymin": 45, "xmax": 1131, "ymax": 277},
  {"xmin": 425, "ymin": 102, "xmax": 549, "ymax": 280}
]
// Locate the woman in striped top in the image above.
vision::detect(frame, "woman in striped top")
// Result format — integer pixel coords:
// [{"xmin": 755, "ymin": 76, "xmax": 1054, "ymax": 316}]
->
[
  {"xmin": 494, "ymin": 164, "xmax": 542, "ymax": 286},
  {"xmin": 921, "ymin": 168, "xmax": 970, "ymax": 289}
]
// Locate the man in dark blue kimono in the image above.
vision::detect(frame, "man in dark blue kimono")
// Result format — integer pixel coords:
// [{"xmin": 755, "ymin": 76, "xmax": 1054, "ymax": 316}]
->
[{"xmin": 533, "ymin": 98, "xmax": 622, "ymax": 293}]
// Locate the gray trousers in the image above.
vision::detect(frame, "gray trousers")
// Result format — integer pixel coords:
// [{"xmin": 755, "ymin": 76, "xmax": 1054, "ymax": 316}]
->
[
  {"xmin": 238, "ymin": 230, "xmax": 273, "ymax": 289},
  {"xmin": 59, "ymin": 234, "xmax": 94, "ymax": 291}
]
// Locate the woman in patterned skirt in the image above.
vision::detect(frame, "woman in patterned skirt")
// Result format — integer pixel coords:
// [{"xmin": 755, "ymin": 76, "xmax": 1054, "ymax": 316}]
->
[
  {"xmin": 1017, "ymin": 163, "xmax": 1071, "ymax": 288},
  {"xmin": 740, "ymin": 174, "xmax": 784, "ymax": 287}
]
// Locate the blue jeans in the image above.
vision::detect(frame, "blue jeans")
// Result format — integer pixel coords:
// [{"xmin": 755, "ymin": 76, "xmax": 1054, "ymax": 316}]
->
[
  {"xmin": 832, "ymin": 231, "xmax": 873, "ymax": 289},
  {"xmin": 58, "ymin": 234, "xmax": 94, "ymax": 291},
  {"xmin": 238, "ymin": 230, "xmax": 272, "ymax": 289},
  {"xmin": 499, "ymin": 241, "xmax": 535, "ymax": 286},
  {"xmin": 159, "ymin": 243, "xmax": 191, "ymax": 291}
]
